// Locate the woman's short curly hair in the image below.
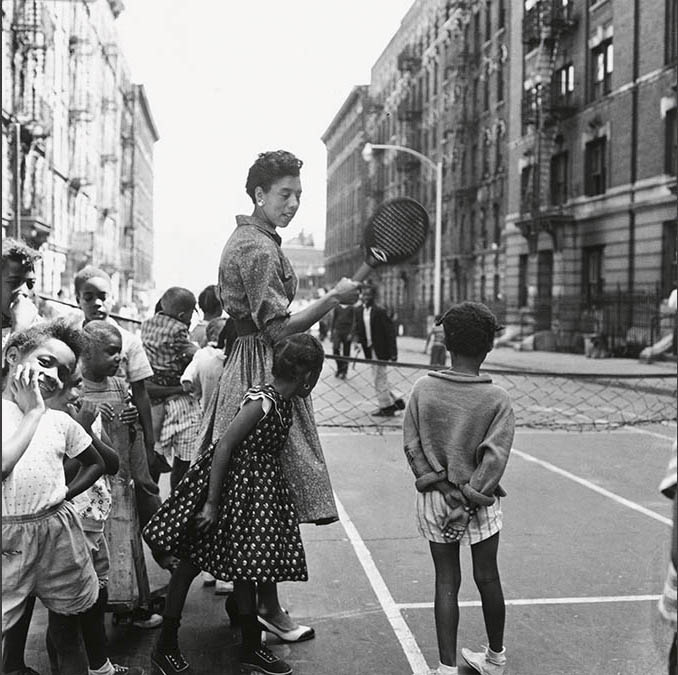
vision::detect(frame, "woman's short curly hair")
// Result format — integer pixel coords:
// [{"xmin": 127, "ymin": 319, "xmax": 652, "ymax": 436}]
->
[
  {"xmin": 245, "ymin": 150, "xmax": 303, "ymax": 203},
  {"xmin": 2, "ymin": 238, "xmax": 40, "ymax": 273},
  {"xmin": 437, "ymin": 302, "xmax": 502, "ymax": 357},
  {"xmin": 271, "ymin": 332, "xmax": 324, "ymax": 381}
]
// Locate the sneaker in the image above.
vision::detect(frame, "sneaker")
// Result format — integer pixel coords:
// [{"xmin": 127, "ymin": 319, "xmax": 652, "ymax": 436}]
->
[
  {"xmin": 394, "ymin": 397, "xmax": 406, "ymax": 410},
  {"xmin": 461, "ymin": 646, "xmax": 506, "ymax": 675},
  {"xmin": 240, "ymin": 647, "xmax": 292, "ymax": 675},
  {"xmin": 371, "ymin": 406, "xmax": 395, "ymax": 417},
  {"xmin": 150, "ymin": 649, "xmax": 190, "ymax": 675},
  {"xmin": 131, "ymin": 611, "xmax": 163, "ymax": 629},
  {"xmin": 214, "ymin": 579, "xmax": 233, "ymax": 595},
  {"xmin": 201, "ymin": 571, "xmax": 216, "ymax": 586}
]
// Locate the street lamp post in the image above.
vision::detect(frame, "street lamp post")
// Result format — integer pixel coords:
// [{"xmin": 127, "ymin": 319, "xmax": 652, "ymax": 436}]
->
[{"xmin": 362, "ymin": 142, "xmax": 443, "ymax": 317}]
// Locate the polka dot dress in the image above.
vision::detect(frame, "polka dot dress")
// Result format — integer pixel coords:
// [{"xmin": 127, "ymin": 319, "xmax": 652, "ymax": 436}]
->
[{"xmin": 143, "ymin": 385, "xmax": 308, "ymax": 583}]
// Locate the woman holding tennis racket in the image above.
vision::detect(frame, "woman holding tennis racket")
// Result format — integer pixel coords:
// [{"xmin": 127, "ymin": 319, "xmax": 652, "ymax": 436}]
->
[{"xmin": 153, "ymin": 151, "xmax": 360, "ymax": 668}]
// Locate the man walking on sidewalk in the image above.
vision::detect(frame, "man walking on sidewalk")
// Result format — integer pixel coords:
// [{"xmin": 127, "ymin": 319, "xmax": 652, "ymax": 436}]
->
[{"xmin": 354, "ymin": 283, "xmax": 404, "ymax": 417}]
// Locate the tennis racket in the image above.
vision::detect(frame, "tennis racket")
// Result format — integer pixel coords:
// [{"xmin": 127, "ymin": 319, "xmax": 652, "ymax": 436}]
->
[{"xmin": 353, "ymin": 197, "xmax": 430, "ymax": 282}]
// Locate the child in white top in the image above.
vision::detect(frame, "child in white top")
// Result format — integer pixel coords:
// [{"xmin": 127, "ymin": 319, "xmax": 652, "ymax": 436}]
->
[
  {"xmin": 403, "ymin": 302, "xmax": 514, "ymax": 675},
  {"xmin": 1, "ymin": 319, "xmax": 104, "ymax": 673}
]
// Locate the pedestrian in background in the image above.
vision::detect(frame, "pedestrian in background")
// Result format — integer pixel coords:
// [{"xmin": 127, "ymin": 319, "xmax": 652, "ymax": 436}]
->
[
  {"xmin": 403, "ymin": 302, "xmax": 514, "ymax": 675},
  {"xmin": 353, "ymin": 282, "xmax": 404, "ymax": 416},
  {"xmin": 329, "ymin": 302, "xmax": 354, "ymax": 379},
  {"xmin": 425, "ymin": 314, "xmax": 447, "ymax": 367}
]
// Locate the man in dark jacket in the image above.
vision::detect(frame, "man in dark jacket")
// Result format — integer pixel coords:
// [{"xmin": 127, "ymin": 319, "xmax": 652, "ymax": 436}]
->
[
  {"xmin": 329, "ymin": 303, "xmax": 355, "ymax": 378},
  {"xmin": 353, "ymin": 283, "xmax": 404, "ymax": 417}
]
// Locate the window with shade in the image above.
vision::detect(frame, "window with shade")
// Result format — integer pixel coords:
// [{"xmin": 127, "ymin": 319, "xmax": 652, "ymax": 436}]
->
[
  {"xmin": 585, "ymin": 137, "xmax": 607, "ymax": 196},
  {"xmin": 666, "ymin": 107, "xmax": 677, "ymax": 176},
  {"xmin": 582, "ymin": 245, "xmax": 604, "ymax": 305},
  {"xmin": 591, "ymin": 39, "xmax": 613, "ymax": 99},
  {"xmin": 550, "ymin": 151, "xmax": 569, "ymax": 205}
]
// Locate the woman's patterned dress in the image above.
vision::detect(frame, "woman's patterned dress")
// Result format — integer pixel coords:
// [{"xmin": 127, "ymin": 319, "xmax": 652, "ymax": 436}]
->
[
  {"xmin": 143, "ymin": 386, "xmax": 307, "ymax": 583},
  {"xmin": 196, "ymin": 214, "xmax": 338, "ymax": 525}
]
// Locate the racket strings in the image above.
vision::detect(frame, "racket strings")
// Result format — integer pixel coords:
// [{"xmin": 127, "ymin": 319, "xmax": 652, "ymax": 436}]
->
[{"xmin": 366, "ymin": 201, "xmax": 428, "ymax": 263}]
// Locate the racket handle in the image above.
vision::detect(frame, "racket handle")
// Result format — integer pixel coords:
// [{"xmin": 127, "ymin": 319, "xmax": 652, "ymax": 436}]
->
[{"xmin": 353, "ymin": 262, "xmax": 374, "ymax": 283}]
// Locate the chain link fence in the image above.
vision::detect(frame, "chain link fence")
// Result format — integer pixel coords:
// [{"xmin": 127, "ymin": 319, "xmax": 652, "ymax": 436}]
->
[{"xmin": 314, "ymin": 354, "xmax": 677, "ymax": 432}]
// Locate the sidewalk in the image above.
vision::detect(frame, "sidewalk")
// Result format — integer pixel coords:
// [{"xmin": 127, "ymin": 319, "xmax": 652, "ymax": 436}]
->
[{"xmin": 397, "ymin": 335, "xmax": 678, "ymax": 376}]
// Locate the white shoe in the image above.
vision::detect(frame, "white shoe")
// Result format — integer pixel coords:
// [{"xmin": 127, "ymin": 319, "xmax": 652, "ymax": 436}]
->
[
  {"xmin": 461, "ymin": 646, "xmax": 506, "ymax": 675},
  {"xmin": 214, "ymin": 579, "xmax": 233, "ymax": 594},
  {"xmin": 131, "ymin": 612, "xmax": 163, "ymax": 629},
  {"xmin": 201, "ymin": 570, "xmax": 216, "ymax": 586}
]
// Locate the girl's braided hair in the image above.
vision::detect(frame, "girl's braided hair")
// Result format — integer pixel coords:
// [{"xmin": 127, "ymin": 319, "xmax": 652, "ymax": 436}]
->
[
  {"xmin": 436, "ymin": 301, "xmax": 503, "ymax": 357},
  {"xmin": 245, "ymin": 150, "xmax": 303, "ymax": 203},
  {"xmin": 272, "ymin": 332, "xmax": 324, "ymax": 381}
]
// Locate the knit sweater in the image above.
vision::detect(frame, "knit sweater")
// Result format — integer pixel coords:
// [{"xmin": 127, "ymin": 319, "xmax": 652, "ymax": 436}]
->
[{"xmin": 403, "ymin": 370, "xmax": 515, "ymax": 505}]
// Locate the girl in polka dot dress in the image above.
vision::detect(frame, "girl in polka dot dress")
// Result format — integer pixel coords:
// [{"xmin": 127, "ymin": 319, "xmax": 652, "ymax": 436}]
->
[{"xmin": 144, "ymin": 333, "xmax": 325, "ymax": 675}]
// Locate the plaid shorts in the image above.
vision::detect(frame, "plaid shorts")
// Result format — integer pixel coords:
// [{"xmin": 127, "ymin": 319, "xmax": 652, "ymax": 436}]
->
[
  {"xmin": 415, "ymin": 490, "xmax": 503, "ymax": 546},
  {"xmin": 156, "ymin": 394, "xmax": 201, "ymax": 463},
  {"xmin": 2, "ymin": 501, "xmax": 98, "ymax": 632}
]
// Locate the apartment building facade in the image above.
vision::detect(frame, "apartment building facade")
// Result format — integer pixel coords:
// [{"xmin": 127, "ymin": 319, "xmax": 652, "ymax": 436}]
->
[
  {"xmin": 1, "ymin": 0, "xmax": 157, "ymax": 313},
  {"xmin": 323, "ymin": 0, "xmax": 511, "ymax": 336},
  {"xmin": 506, "ymin": 0, "xmax": 677, "ymax": 351}
]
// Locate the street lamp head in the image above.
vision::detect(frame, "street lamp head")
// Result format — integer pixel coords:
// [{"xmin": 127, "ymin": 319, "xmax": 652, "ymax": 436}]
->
[{"xmin": 361, "ymin": 142, "xmax": 374, "ymax": 163}]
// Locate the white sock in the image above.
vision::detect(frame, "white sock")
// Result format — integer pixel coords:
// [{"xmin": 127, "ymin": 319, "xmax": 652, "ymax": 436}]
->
[
  {"xmin": 487, "ymin": 646, "xmax": 506, "ymax": 664},
  {"xmin": 436, "ymin": 663, "xmax": 459, "ymax": 675},
  {"xmin": 89, "ymin": 659, "xmax": 115, "ymax": 675}
]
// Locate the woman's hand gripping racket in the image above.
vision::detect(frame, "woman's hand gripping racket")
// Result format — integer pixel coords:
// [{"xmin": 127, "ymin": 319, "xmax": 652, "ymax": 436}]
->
[{"xmin": 352, "ymin": 197, "xmax": 430, "ymax": 282}]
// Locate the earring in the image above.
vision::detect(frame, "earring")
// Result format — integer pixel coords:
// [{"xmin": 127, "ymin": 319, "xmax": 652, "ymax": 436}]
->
[
  {"xmin": 303, "ymin": 383, "xmax": 311, "ymax": 391},
  {"xmin": 257, "ymin": 200, "xmax": 265, "ymax": 207}
]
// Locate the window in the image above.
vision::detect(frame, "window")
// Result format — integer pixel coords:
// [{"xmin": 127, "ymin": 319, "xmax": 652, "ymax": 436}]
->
[
  {"xmin": 668, "ymin": 0, "xmax": 677, "ymax": 64},
  {"xmin": 555, "ymin": 63, "xmax": 574, "ymax": 104},
  {"xmin": 520, "ymin": 164, "xmax": 534, "ymax": 212},
  {"xmin": 582, "ymin": 245, "xmax": 604, "ymax": 305},
  {"xmin": 497, "ymin": 61, "xmax": 504, "ymax": 102},
  {"xmin": 471, "ymin": 142, "xmax": 478, "ymax": 182},
  {"xmin": 485, "ymin": 0, "xmax": 492, "ymax": 41},
  {"xmin": 550, "ymin": 151, "xmax": 569, "ymax": 205},
  {"xmin": 495, "ymin": 126, "xmax": 503, "ymax": 170},
  {"xmin": 666, "ymin": 107, "xmax": 677, "ymax": 176},
  {"xmin": 480, "ymin": 275, "xmax": 487, "ymax": 302},
  {"xmin": 493, "ymin": 273, "xmax": 501, "ymax": 301},
  {"xmin": 662, "ymin": 220, "xmax": 677, "ymax": 297},
  {"xmin": 518, "ymin": 254, "xmax": 528, "ymax": 307},
  {"xmin": 480, "ymin": 207, "xmax": 487, "ymax": 248},
  {"xmin": 483, "ymin": 70, "xmax": 490, "ymax": 110},
  {"xmin": 591, "ymin": 39, "xmax": 613, "ymax": 98},
  {"xmin": 474, "ymin": 12, "xmax": 481, "ymax": 54},
  {"xmin": 585, "ymin": 137, "xmax": 607, "ymax": 196},
  {"xmin": 493, "ymin": 202, "xmax": 502, "ymax": 244},
  {"xmin": 498, "ymin": 0, "xmax": 506, "ymax": 29}
]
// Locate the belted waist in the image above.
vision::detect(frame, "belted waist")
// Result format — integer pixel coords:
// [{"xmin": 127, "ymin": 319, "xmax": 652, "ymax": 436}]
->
[{"xmin": 233, "ymin": 317, "xmax": 259, "ymax": 337}]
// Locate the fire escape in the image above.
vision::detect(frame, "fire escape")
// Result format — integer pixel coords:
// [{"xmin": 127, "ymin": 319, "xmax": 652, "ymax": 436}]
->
[
  {"xmin": 517, "ymin": 0, "xmax": 578, "ymax": 255},
  {"xmin": 11, "ymin": 0, "xmax": 54, "ymax": 247}
]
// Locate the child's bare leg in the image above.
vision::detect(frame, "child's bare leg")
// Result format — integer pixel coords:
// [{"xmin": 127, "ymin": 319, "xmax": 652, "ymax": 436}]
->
[
  {"xmin": 470, "ymin": 532, "xmax": 505, "ymax": 653},
  {"xmin": 429, "ymin": 541, "xmax": 462, "ymax": 667},
  {"xmin": 2, "ymin": 596, "xmax": 35, "ymax": 672}
]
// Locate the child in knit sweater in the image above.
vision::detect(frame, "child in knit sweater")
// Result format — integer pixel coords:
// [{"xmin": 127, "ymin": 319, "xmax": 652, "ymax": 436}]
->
[{"xmin": 403, "ymin": 302, "xmax": 514, "ymax": 675}]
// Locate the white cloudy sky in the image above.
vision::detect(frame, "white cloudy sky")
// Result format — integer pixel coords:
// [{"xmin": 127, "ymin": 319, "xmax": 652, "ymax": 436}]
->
[{"xmin": 115, "ymin": 1, "xmax": 414, "ymax": 295}]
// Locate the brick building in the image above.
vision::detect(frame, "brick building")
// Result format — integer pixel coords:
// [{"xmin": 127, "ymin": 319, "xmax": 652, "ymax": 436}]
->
[
  {"xmin": 1, "ymin": 0, "xmax": 157, "ymax": 314},
  {"xmin": 506, "ymin": 0, "xmax": 677, "ymax": 352},
  {"xmin": 323, "ymin": 0, "xmax": 677, "ymax": 351},
  {"xmin": 323, "ymin": 0, "xmax": 511, "ymax": 336}
]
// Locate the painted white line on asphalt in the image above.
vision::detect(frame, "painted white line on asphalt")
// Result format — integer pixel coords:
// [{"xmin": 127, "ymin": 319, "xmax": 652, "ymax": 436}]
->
[
  {"xmin": 623, "ymin": 426, "xmax": 677, "ymax": 441},
  {"xmin": 513, "ymin": 448, "xmax": 672, "ymax": 526},
  {"xmin": 335, "ymin": 494, "xmax": 430, "ymax": 675},
  {"xmin": 397, "ymin": 594, "xmax": 661, "ymax": 610}
]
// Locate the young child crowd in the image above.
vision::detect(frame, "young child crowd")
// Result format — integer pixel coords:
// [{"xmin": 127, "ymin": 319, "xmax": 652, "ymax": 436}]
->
[{"xmin": 4, "ymin": 234, "xmax": 670, "ymax": 675}]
